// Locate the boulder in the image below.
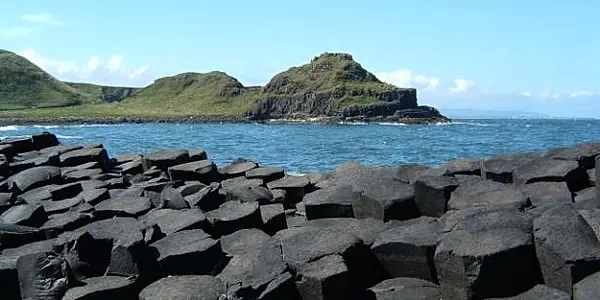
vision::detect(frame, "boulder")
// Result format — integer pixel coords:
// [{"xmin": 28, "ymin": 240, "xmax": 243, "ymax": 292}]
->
[
  {"xmin": 42, "ymin": 196, "xmax": 84, "ymax": 215},
  {"xmin": 440, "ymin": 158, "xmax": 482, "ymax": 176},
  {"xmin": 148, "ymin": 229, "xmax": 226, "ymax": 276},
  {"xmin": 257, "ymin": 271, "xmax": 300, "ymax": 300},
  {"xmin": 393, "ymin": 164, "xmax": 431, "ymax": 184},
  {"xmin": 0, "ymin": 222, "xmax": 42, "ymax": 249},
  {"xmin": 189, "ymin": 148, "xmax": 208, "ymax": 161},
  {"xmin": 63, "ymin": 169, "xmax": 103, "ymax": 182},
  {"xmin": 513, "ymin": 156, "xmax": 586, "ymax": 191},
  {"xmin": 246, "ymin": 167, "xmax": 285, "ymax": 183},
  {"xmin": 267, "ymin": 176, "xmax": 311, "ymax": 206},
  {"xmin": 414, "ymin": 175, "xmax": 459, "ymax": 217},
  {"xmin": 60, "ymin": 147, "xmax": 109, "ymax": 170},
  {"xmin": 0, "ymin": 204, "xmax": 48, "ymax": 227},
  {"xmin": 16, "ymin": 251, "xmax": 69, "ymax": 300},
  {"xmin": 61, "ymin": 275, "xmax": 136, "ymax": 300},
  {"xmin": 146, "ymin": 148, "xmax": 189, "ymax": 171},
  {"xmin": 575, "ymin": 187, "xmax": 598, "ymax": 209},
  {"xmin": 80, "ymin": 188, "xmax": 110, "ymax": 205},
  {"xmin": 574, "ymin": 271, "xmax": 600, "ymax": 300},
  {"xmin": 548, "ymin": 142, "xmax": 600, "ymax": 169},
  {"xmin": 221, "ymin": 176, "xmax": 264, "ymax": 189},
  {"xmin": 435, "ymin": 228, "xmax": 543, "ymax": 299},
  {"xmin": 220, "ymin": 228, "xmax": 272, "ymax": 256},
  {"xmin": 50, "ymin": 182, "xmax": 83, "ymax": 201},
  {"xmin": 40, "ymin": 211, "xmax": 92, "ymax": 238},
  {"xmin": 94, "ymin": 196, "xmax": 151, "ymax": 218},
  {"xmin": 521, "ymin": 182, "xmax": 572, "ymax": 207},
  {"xmin": 117, "ymin": 159, "xmax": 146, "ymax": 175},
  {"xmin": 534, "ymin": 204, "xmax": 600, "ymax": 293},
  {"xmin": 448, "ymin": 180, "xmax": 529, "ymax": 211},
  {"xmin": 439, "ymin": 206, "xmax": 533, "ymax": 234},
  {"xmin": 168, "ymin": 160, "xmax": 219, "ymax": 184},
  {"xmin": 219, "ymin": 159, "xmax": 258, "ymax": 179},
  {"xmin": 485, "ymin": 285, "xmax": 570, "ymax": 300},
  {"xmin": 221, "ymin": 185, "xmax": 273, "ymax": 204},
  {"xmin": 139, "ymin": 275, "xmax": 226, "ymax": 300},
  {"xmin": 295, "ymin": 254, "xmax": 354, "ymax": 300},
  {"xmin": 371, "ymin": 216, "xmax": 440, "ymax": 282},
  {"xmin": 7, "ymin": 166, "xmax": 61, "ymax": 192},
  {"xmin": 206, "ymin": 201, "xmax": 262, "ymax": 236},
  {"xmin": 159, "ymin": 186, "xmax": 190, "ymax": 209},
  {"xmin": 139, "ymin": 208, "xmax": 210, "ymax": 236},
  {"xmin": 303, "ymin": 184, "xmax": 357, "ymax": 220},
  {"xmin": 185, "ymin": 182, "xmax": 223, "ymax": 211},
  {"xmin": 366, "ymin": 277, "xmax": 441, "ymax": 300},
  {"xmin": 176, "ymin": 181, "xmax": 206, "ymax": 196},
  {"xmin": 260, "ymin": 203, "xmax": 287, "ymax": 235},
  {"xmin": 351, "ymin": 180, "xmax": 418, "ymax": 222},
  {"xmin": 481, "ymin": 152, "xmax": 542, "ymax": 183}
]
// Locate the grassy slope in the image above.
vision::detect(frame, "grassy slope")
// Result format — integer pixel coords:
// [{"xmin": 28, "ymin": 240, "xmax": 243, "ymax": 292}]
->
[
  {"xmin": 0, "ymin": 50, "xmax": 415, "ymax": 119},
  {"xmin": 0, "ymin": 50, "xmax": 84, "ymax": 109}
]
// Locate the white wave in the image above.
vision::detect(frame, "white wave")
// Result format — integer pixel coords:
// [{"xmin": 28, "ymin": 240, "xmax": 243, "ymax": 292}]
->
[
  {"xmin": 0, "ymin": 125, "xmax": 20, "ymax": 131},
  {"xmin": 0, "ymin": 135, "xmax": 30, "ymax": 140},
  {"xmin": 33, "ymin": 125, "xmax": 60, "ymax": 129},
  {"xmin": 69, "ymin": 124, "xmax": 112, "ymax": 128},
  {"xmin": 55, "ymin": 134, "xmax": 83, "ymax": 139},
  {"xmin": 287, "ymin": 171, "xmax": 307, "ymax": 176},
  {"xmin": 448, "ymin": 121, "xmax": 494, "ymax": 127},
  {"xmin": 377, "ymin": 122, "xmax": 407, "ymax": 126},
  {"xmin": 338, "ymin": 121, "xmax": 368, "ymax": 125},
  {"xmin": 434, "ymin": 122, "xmax": 452, "ymax": 126}
]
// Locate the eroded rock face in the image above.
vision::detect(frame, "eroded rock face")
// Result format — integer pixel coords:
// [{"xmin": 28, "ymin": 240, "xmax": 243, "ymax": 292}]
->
[{"xmin": 1, "ymin": 134, "xmax": 599, "ymax": 300}]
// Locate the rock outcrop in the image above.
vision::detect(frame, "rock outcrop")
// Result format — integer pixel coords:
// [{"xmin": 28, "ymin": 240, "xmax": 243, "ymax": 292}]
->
[{"xmin": 4, "ymin": 132, "xmax": 600, "ymax": 299}]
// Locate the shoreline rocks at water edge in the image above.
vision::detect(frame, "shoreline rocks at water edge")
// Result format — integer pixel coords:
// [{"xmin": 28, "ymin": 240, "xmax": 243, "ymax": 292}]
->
[{"xmin": 0, "ymin": 132, "xmax": 599, "ymax": 299}]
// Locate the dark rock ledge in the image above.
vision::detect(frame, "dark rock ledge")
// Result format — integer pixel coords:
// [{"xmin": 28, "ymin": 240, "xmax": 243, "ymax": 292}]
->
[{"xmin": 1, "ymin": 132, "xmax": 600, "ymax": 299}]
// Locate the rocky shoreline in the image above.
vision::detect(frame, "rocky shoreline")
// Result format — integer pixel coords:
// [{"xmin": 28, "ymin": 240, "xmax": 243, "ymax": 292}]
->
[
  {"xmin": 1, "ymin": 132, "xmax": 598, "ymax": 299},
  {"xmin": 0, "ymin": 114, "xmax": 450, "ymax": 126}
]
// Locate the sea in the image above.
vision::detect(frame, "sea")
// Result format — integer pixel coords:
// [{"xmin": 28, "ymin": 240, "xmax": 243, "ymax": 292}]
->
[{"xmin": 1, "ymin": 119, "xmax": 599, "ymax": 175}]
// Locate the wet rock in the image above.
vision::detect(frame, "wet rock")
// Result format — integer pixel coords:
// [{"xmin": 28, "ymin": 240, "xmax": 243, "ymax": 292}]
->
[
  {"xmin": 206, "ymin": 201, "xmax": 262, "ymax": 236},
  {"xmin": 218, "ymin": 239, "xmax": 287, "ymax": 299},
  {"xmin": 295, "ymin": 254, "xmax": 353, "ymax": 300},
  {"xmin": 220, "ymin": 159, "xmax": 258, "ymax": 179},
  {"xmin": 17, "ymin": 251, "xmax": 69, "ymax": 300},
  {"xmin": 0, "ymin": 222, "xmax": 42, "ymax": 249},
  {"xmin": 94, "ymin": 196, "xmax": 151, "ymax": 218},
  {"xmin": 60, "ymin": 147, "xmax": 109, "ymax": 171},
  {"xmin": 220, "ymin": 228, "xmax": 271, "ymax": 256},
  {"xmin": 0, "ymin": 204, "xmax": 48, "ymax": 227},
  {"xmin": 221, "ymin": 185, "xmax": 273, "ymax": 204},
  {"xmin": 139, "ymin": 275, "xmax": 225, "ymax": 300},
  {"xmin": 168, "ymin": 160, "xmax": 219, "ymax": 184},
  {"xmin": 140, "ymin": 208, "xmax": 210, "ymax": 236},
  {"xmin": 7, "ymin": 166, "xmax": 61, "ymax": 193},
  {"xmin": 513, "ymin": 157, "xmax": 586, "ymax": 191},
  {"xmin": 185, "ymin": 182, "xmax": 223, "ymax": 211},
  {"xmin": 533, "ymin": 204, "xmax": 600, "ymax": 293},
  {"xmin": 303, "ymin": 184, "xmax": 357, "ymax": 220},
  {"xmin": 414, "ymin": 175, "xmax": 459, "ymax": 217},
  {"xmin": 448, "ymin": 180, "xmax": 529, "ymax": 210},
  {"xmin": 61, "ymin": 275, "xmax": 136, "ymax": 300},
  {"xmin": 482, "ymin": 152, "xmax": 542, "ymax": 183},
  {"xmin": 260, "ymin": 203, "xmax": 286, "ymax": 235},
  {"xmin": 521, "ymin": 182, "xmax": 572, "ymax": 207},
  {"xmin": 267, "ymin": 176, "xmax": 310, "ymax": 206},
  {"xmin": 372, "ymin": 216, "xmax": 440, "ymax": 282},
  {"xmin": 146, "ymin": 148, "xmax": 189, "ymax": 171},
  {"xmin": 366, "ymin": 277, "xmax": 441, "ymax": 300},
  {"xmin": 148, "ymin": 229, "xmax": 225, "ymax": 276},
  {"xmin": 246, "ymin": 167, "xmax": 285, "ymax": 183}
]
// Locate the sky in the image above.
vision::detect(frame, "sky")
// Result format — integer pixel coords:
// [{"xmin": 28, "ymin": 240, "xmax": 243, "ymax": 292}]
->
[{"xmin": 1, "ymin": 0, "xmax": 599, "ymax": 118}]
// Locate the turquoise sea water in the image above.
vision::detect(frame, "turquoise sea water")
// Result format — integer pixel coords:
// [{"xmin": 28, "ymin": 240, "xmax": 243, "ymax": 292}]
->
[{"xmin": 1, "ymin": 119, "xmax": 599, "ymax": 174}]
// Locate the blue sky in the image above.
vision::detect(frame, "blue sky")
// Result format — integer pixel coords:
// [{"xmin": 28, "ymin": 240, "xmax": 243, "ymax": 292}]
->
[{"xmin": 1, "ymin": 0, "xmax": 599, "ymax": 117}]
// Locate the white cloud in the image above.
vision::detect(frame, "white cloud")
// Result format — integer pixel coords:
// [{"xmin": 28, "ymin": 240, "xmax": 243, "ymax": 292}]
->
[
  {"xmin": 0, "ymin": 26, "xmax": 34, "ymax": 37},
  {"xmin": 521, "ymin": 91, "xmax": 532, "ymax": 97},
  {"xmin": 20, "ymin": 48, "xmax": 152, "ymax": 87},
  {"xmin": 20, "ymin": 13, "xmax": 62, "ymax": 26},
  {"xmin": 376, "ymin": 69, "xmax": 440, "ymax": 90},
  {"xmin": 570, "ymin": 91, "xmax": 597, "ymax": 98},
  {"xmin": 448, "ymin": 79, "xmax": 475, "ymax": 93}
]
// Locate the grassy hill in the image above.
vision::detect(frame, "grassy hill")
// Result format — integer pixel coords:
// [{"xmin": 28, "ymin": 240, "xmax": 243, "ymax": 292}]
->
[
  {"xmin": 0, "ymin": 49, "xmax": 85, "ymax": 109},
  {"xmin": 0, "ymin": 49, "xmax": 444, "ymax": 122}
]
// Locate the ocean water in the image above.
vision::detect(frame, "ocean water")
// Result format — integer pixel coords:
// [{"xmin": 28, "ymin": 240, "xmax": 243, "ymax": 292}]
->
[{"xmin": 1, "ymin": 119, "xmax": 599, "ymax": 174}]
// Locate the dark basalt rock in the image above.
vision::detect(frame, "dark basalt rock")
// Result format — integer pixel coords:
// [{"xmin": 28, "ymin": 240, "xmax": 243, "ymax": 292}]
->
[
  {"xmin": 219, "ymin": 159, "xmax": 258, "ymax": 179},
  {"xmin": 185, "ymin": 182, "xmax": 223, "ymax": 211},
  {"xmin": 61, "ymin": 275, "xmax": 136, "ymax": 300},
  {"xmin": 303, "ymin": 184, "xmax": 357, "ymax": 220},
  {"xmin": 548, "ymin": 142, "xmax": 600, "ymax": 169},
  {"xmin": 206, "ymin": 200, "xmax": 262, "ymax": 236},
  {"xmin": 260, "ymin": 203, "xmax": 287, "ymax": 235},
  {"xmin": 371, "ymin": 216, "xmax": 440, "ymax": 282},
  {"xmin": 189, "ymin": 148, "xmax": 208, "ymax": 161},
  {"xmin": 146, "ymin": 148, "xmax": 190, "ymax": 171},
  {"xmin": 40, "ymin": 211, "xmax": 92, "ymax": 238},
  {"xmin": 484, "ymin": 284, "xmax": 570, "ymax": 300},
  {"xmin": 258, "ymin": 271, "xmax": 301, "ymax": 300},
  {"xmin": 81, "ymin": 188, "xmax": 110, "ymax": 205},
  {"xmin": 448, "ymin": 179, "xmax": 529, "ymax": 211},
  {"xmin": 94, "ymin": 195, "xmax": 151, "ymax": 218},
  {"xmin": 0, "ymin": 204, "xmax": 48, "ymax": 227},
  {"xmin": 60, "ymin": 147, "xmax": 109, "ymax": 171},
  {"xmin": 159, "ymin": 186, "xmax": 190, "ymax": 209},
  {"xmin": 7, "ymin": 166, "xmax": 61, "ymax": 193},
  {"xmin": 414, "ymin": 175, "xmax": 459, "ymax": 217},
  {"xmin": 139, "ymin": 275, "xmax": 226, "ymax": 300},
  {"xmin": 168, "ymin": 159, "xmax": 219, "ymax": 184},
  {"xmin": 220, "ymin": 228, "xmax": 271, "ymax": 256},
  {"xmin": 295, "ymin": 254, "xmax": 354, "ymax": 300},
  {"xmin": 117, "ymin": 159, "xmax": 146, "ymax": 175},
  {"xmin": 513, "ymin": 156, "xmax": 587, "ymax": 192},
  {"xmin": 50, "ymin": 182, "xmax": 83, "ymax": 201},
  {"xmin": 176, "ymin": 181, "xmax": 206, "ymax": 196},
  {"xmin": 246, "ymin": 167, "xmax": 285, "ymax": 183},
  {"xmin": 31, "ymin": 132, "xmax": 60, "ymax": 151},
  {"xmin": 139, "ymin": 208, "xmax": 210, "ymax": 236},
  {"xmin": 16, "ymin": 251, "xmax": 69, "ymax": 300},
  {"xmin": 440, "ymin": 158, "xmax": 482, "ymax": 176},
  {"xmin": 481, "ymin": 152, "xmax": 543, "ymax": 183},
  {"xmin": 366, "ymin": 277, "xmax": 441, "ymax": 300},
  {"xmin": 521, "ymin": 181, "xmax": 572, "ymax": 207},
  {"xmin": 148, "ymin": 229, "xmax": 225, "ymax": 276},
  {"xmin": 267, "ymin": 175, "xmax": 311, "ymax": 206},
  {"xmin": 221, "ymin": 176, "xmax": 264, "ymax": 189},
  {"xmin": 221, "ymin": 185, "xmax": 274, "ymax": 204},
  {"xmin": 574, "ymin": 271, "xmax": 600, "ymax": 300},
  {"xmin": 533, "ymin": 204, "xmax": 600, "ymax": 294},
  {"xmin": 0, "ymin": 222, "xmax": 42, "ymax": 249}
]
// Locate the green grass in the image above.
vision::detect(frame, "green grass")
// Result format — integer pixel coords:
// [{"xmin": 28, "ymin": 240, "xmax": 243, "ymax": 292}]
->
[{"xmin": 0, "ymin": 50, "xmax": 415, "ymax": 120}]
